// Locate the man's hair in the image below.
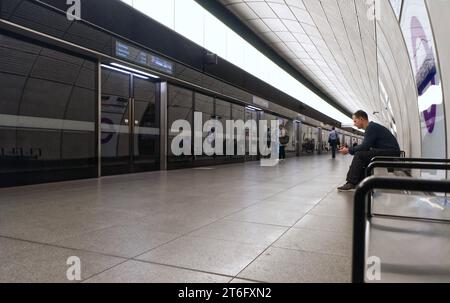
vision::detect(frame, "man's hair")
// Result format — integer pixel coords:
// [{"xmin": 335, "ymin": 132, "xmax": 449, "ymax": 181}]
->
[
  {"xmin": 353, "ymin": 110, "xmax": 368, "ymax": 120},
  {"xmin": 332, "ymin": 127, "xmax": 335, "ymax": 130}
]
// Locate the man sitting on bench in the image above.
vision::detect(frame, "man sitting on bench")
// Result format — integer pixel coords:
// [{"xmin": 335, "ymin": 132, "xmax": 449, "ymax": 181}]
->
[{"xmin": 337, "ymin": 110, "xmax": 401, "ymax": 191}]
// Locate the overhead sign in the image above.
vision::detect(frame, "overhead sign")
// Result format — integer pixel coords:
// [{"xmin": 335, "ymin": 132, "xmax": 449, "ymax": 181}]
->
[
  {"xmin": 115, "ymin": 40, "xmax": 173, "ymax": 75},
  {"xmin": 252, "ymin": 96, "xmax": 269, "ymax": 109}
]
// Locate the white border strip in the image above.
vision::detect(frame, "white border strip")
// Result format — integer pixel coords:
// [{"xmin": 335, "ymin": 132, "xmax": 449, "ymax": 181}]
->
[{"xmin": 0, "ymin": 114, "xmax": 95, "ymax": 131}]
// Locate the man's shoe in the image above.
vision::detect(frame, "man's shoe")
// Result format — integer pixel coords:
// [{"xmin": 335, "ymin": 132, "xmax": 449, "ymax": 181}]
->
[{"xmin": 337, "ymin": 182, "xmax": 356, "ymax": 192}]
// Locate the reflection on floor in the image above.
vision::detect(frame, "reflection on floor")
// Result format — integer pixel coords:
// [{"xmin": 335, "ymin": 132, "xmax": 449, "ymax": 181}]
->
[
  {"xmin": 368, "ymin": 192, "xmax": 450, "ymax": 283},
  {"xmin": 0, "ymin": 155, "xmax": 354, "ymax": 283},
  {"xmin": 368, "ymin": 217, "xmax": 450, "ymax": 283}
]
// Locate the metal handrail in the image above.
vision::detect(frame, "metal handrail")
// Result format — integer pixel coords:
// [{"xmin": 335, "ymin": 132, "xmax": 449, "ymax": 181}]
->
[
  {"xmin": 352, "ymin": 176, "xmax": 450, "ymax": 283},
  {"xmin": 366, "ymin": 161, "xmax": 450, "ymax": 177},
  {"xmin": 370, "ymin": 156, "xmax": 450, "ymax": 163},
  {"xmin": 365, "ymin": 161, "xmax": 450, "ymax": 220}
]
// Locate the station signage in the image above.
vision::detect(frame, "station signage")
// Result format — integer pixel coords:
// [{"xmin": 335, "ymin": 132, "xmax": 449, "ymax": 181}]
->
[{"xmin": 115, "ymin": 40, "xmax": 174, "ymax": 75}]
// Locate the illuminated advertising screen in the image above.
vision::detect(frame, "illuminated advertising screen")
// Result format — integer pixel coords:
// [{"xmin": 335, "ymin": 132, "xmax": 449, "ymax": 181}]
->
[{"xmin": 400, "ymin": 0, "xmax": 446, "ymax": 178}]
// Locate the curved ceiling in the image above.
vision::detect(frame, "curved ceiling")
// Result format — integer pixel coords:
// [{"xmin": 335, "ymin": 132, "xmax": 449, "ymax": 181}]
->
[
  {"xmin": 214, "ymin": 0, "xmax": 421, "ymax": 156},
  {"xmin": 219, "ymin": 0, "xmax": 382, "ymax": 122}
]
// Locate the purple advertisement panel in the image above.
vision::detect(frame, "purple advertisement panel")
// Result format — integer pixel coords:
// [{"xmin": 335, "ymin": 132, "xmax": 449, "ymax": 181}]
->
[{"xmin": 401, "ymin": 0, "xmax": 446, "ymax": 178}]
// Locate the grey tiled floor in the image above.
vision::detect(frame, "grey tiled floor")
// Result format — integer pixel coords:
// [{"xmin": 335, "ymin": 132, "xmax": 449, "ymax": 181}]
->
[{"xmin": 0, "ymin": 155, "xmax": 355, "ymax": 283}]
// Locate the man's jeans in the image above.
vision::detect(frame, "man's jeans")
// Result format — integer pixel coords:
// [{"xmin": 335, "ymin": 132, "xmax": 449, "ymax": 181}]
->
[
  {"xmin": 330, "ymin": 141, "xmax": 337, "ymax": 158},
  {"xmin": 346, "ymin": 150, "xmax": 401, "ymax": 185}
]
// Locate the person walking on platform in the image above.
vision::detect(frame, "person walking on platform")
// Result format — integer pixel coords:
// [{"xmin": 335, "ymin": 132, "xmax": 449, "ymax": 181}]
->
[
  {"xmin": 279, "ymin": 124, "xmax": 288, "ymax": 160},
  {"xmin": 337, "ymin": 110, "xmax": 400, "ymax": 191},
  {"xmin": 328, "ymin": 127, "xmax": 339, "ymax": 159}
]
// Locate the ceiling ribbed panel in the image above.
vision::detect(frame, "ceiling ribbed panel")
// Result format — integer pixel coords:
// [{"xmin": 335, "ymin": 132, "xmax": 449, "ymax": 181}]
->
[
  {"xmin": 216, "ymin": 0, "xmax": 420, "ymax": 155},
  {"xmin": 219, "ymin": 0, "xmax": 384, "ymax": 121}
]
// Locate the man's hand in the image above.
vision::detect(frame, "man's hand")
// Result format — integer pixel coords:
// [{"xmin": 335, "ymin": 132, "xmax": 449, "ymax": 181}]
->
[{"xmin": 339, "ymin": 146, "xmax": 349, "ymax": 155}]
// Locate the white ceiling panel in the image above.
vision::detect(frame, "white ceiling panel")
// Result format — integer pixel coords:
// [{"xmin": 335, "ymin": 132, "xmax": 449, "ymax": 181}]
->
[
  {"xmin": 284, "ymin": 0, "xmax": 307, "ymax": 10},
  {"xmin": 283, "ymin": 19, "xmax": 306, "ymax": 33},
  {"xmin": 261, "ymin": 18, "xmax": 288, "ymax": 31},
  {"xmin": 268, "ymin": 2, "xmax": 297, "ymax": 20},
  {"xmin": 219, "ymin": 0, "xmax": 415, "ymax": 130},
  {"xmin": 245, "ymin": 18, "xmax": 271, "ymax": 33},
  {"xmin": 227, "ymin": 3, "xmax": 258, "ymax": 19},
  {"xmin": 247, "ymin": 2, "xmax": 277, "ymax": 18},
  {"xmin": 290, "ymin": 7, "xmax": 315, "ymax": 24}
]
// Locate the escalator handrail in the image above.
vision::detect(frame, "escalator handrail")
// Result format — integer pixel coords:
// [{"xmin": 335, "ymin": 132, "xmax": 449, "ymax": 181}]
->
[{"xmin": 352, "ymin": 176, "xmax": 450, "ymax": 283}]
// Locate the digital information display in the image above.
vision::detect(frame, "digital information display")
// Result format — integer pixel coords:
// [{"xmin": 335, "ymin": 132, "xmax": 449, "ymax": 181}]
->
[{"xmin": 115, "ymin": 40, "xmax": 174, "ymax": 75}]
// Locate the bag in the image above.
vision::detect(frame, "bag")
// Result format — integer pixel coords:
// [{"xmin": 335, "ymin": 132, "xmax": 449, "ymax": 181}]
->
[{"xmin": 280, "ymin": 135, "xmax": 289, "ymax": 145}]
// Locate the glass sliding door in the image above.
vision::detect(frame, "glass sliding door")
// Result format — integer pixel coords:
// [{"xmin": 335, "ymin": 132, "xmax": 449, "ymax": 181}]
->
[
  {"xmin": 167, "ymin": 87, "xmax": 248, "ymax": 168},
  {"xmin": 133, "ymin": 77, "xmax": 160, "ymax": 172},
  {"xmin": 101, "ymin": 68, "xmax": 131, "ymax": 175},
  {"xmin": 215, "ymin": 99, "xmax": 231, "ymax": 163},
  {"xmin": 0, "ymin": 34, "xmax": 97, "ymax": 187},
  {"xmin": 231, "ymin": 104, "xmax": 245, "ymax": 161},
  {"xmin": 167, "ymin": 84, "xmax": 193, "ymax": 168},
  {"xmin": 194, "ymin": 93, "xmax": 215, "ymax": 164},
  {"xmin": 100, "ymin": 67, "xmax": 160, "ymax": 175},
  {"xmin": 245, "ymin": 108, "xmax": 258, "ymax": 161}
]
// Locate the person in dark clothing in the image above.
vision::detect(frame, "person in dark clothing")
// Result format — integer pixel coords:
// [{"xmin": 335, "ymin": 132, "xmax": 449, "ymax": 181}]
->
[
  {"xmin": 279, "ymin": 124, "xmax": 288, "ymax": 160},
  {"xmin": 328, "ymin": 127, "xmax": 339, "ymax": 159},
  {"xmin": 337, "ymin": 110, "xmax": 401, "ymax": 191}
]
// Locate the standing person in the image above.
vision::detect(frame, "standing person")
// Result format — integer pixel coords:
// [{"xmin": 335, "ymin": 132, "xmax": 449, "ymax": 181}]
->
[
  {"xmin": 207, "ymin": 127, "xmax": 216, "ymax": 148},
  {"xmin": 337, "ymin": 110, "xmax": 401, "ymax": 191},
  {"xmin": 266, "ymin": 127, "xmax": 271, "ymax": 159},
  {"xmin": 328, "ymin": 127, "xmax": 338, "ymax": 159},
  {"xmin": 279, "ymin": 124, "xmax": 288, "ymax": 160}
]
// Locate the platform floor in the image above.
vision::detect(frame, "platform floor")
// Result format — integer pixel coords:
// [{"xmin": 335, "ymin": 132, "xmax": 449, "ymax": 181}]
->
[
  {"xmin": 0, "ymin": 155, "xmax": 355, "ymax": 283},
  {"xmin": 367, "ymin": 191, "xmax": 450, "ymax": 283}
]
